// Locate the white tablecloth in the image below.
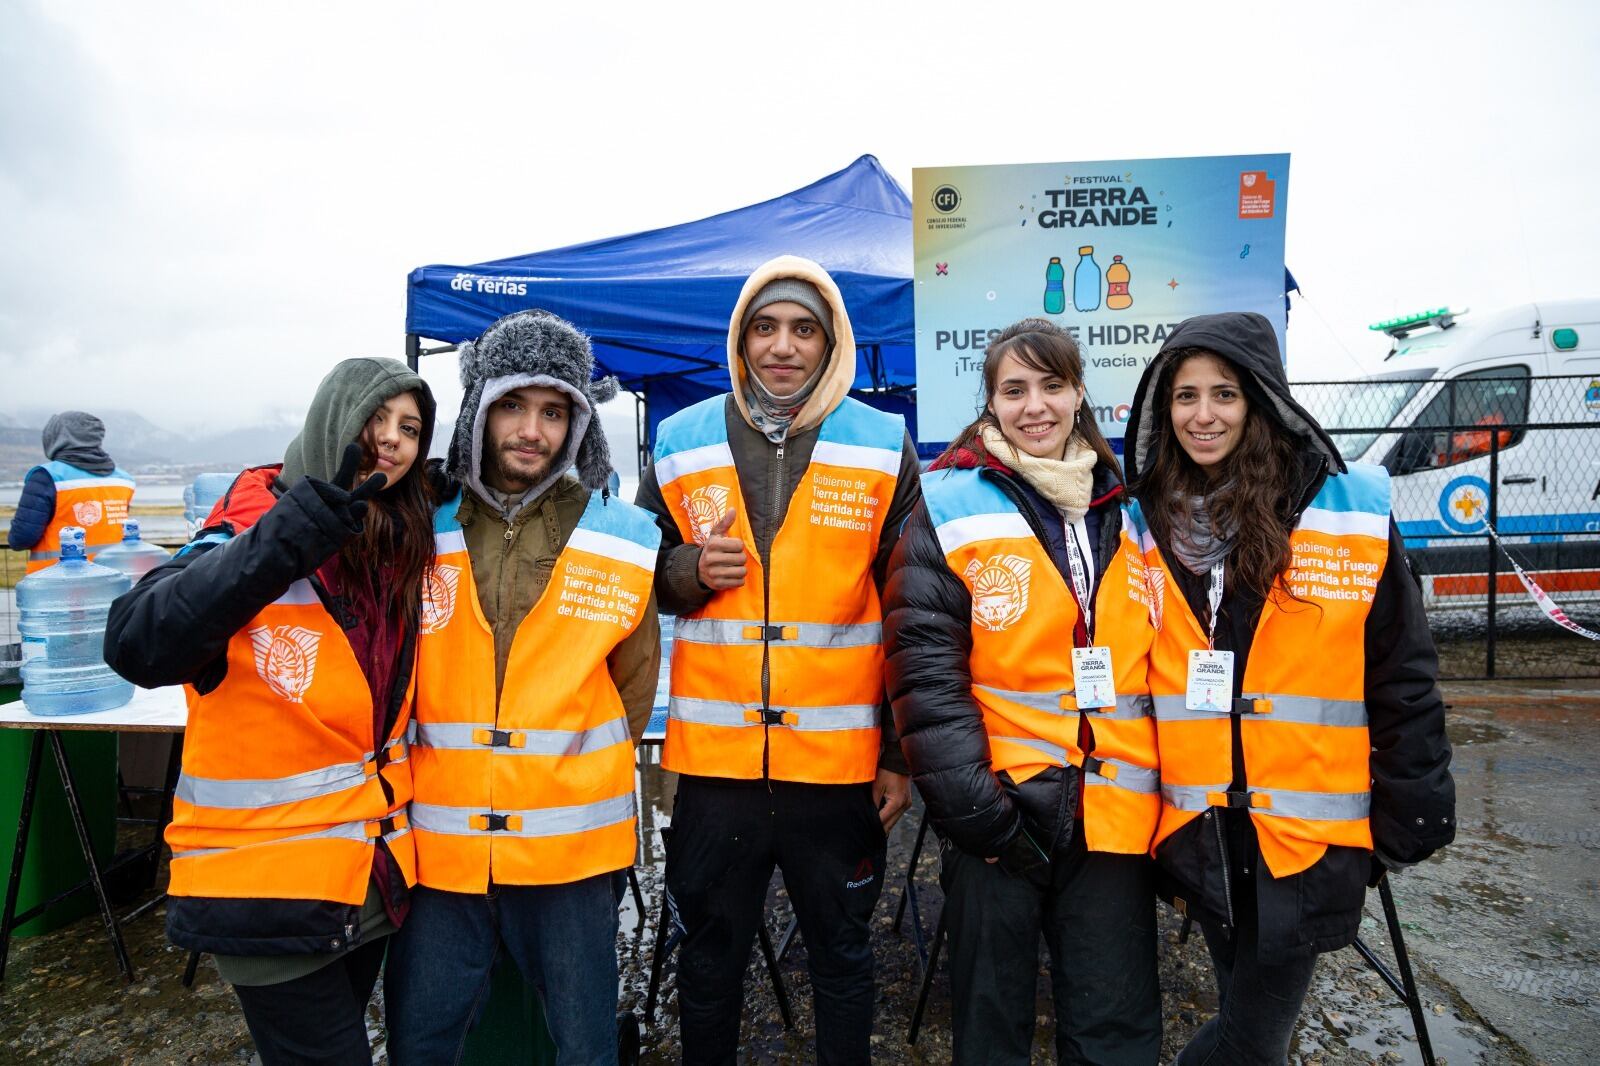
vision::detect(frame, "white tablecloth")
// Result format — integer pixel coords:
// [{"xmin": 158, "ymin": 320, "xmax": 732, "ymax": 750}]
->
[{"xmin": 0, "ymin": 685, "xmax": 187, "ymax": 731}]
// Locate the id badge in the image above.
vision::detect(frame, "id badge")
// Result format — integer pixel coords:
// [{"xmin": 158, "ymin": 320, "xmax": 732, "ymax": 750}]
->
[
  {"xmin": 1072, "ymin": 646, "xmax": 1116, "ymax": 709},
  {"xmin": 1185, "ymin": 650, "xmax": 1235, "ymax": 713}
]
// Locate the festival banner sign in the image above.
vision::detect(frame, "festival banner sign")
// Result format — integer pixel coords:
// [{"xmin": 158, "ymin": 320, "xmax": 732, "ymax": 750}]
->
[{"xmin": 912, "ymin": 153, "xmax": 1290, "ymax": 444}]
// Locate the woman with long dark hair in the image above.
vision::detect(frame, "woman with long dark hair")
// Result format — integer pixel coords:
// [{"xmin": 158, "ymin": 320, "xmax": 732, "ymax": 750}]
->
[
  {"xmin": 884, "ymin": 319, "xmax": 1163, "ymax": 1063},
  {"xmin": 1125, "ymin": 312, "xmax": 1454, "ymax": 1064},
  {"xmin": 106, "ymin": 358, "xmax": 437, "ymax": 1066}
]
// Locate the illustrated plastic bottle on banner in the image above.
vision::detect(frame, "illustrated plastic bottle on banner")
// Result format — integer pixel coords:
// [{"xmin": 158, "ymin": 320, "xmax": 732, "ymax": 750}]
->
[
  {"xmin": 1044, "ymin": 257, "xmax": 1066, "ymax": 314},
  {"xmin": 1073, "ymin": 246, "xmax": 1101, "ymax": 312},
  {"xmin": 1106, "ymin": 256, "xmax": 1132, "ymax": 310}
]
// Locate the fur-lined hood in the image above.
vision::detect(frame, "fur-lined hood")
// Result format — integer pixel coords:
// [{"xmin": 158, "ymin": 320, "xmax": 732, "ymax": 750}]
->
[
  {"xmin": 726, "ymin": 255, "xmax": 856, "ymax": 436},
  {"xmin": 447, "ymin": 310, "xmax": 619, "ymax": 503}
]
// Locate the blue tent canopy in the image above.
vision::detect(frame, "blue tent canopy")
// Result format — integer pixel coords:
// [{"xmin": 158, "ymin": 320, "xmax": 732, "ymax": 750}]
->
[{"xmin": 405, "ymin": 155, "xmax": 917, "ymax": 448}]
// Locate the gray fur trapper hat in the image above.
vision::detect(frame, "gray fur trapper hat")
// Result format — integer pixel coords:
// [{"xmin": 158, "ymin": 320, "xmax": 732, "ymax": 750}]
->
[{"xmin": 447, "ymin": 309, "xmax": 620, "ymax": 499}]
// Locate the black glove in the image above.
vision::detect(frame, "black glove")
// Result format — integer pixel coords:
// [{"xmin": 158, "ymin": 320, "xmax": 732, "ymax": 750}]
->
[
  {"xmin": 424, "ymin": 457, "xmax": 457, "ymax": 502},
  {"xmin": 300, "ymin": 443, "xmax": 387, "ymax": 533},
  {"xmin": 994, "ymin": 824, "xmax": 1053, "ymax": 890}
]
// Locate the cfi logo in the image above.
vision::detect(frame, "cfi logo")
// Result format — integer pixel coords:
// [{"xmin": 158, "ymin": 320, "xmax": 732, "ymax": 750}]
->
[
  {"xmin": 249, "ymin": 625, "xmax": 322, "ymax": 703},
  {"xmin": 72, "ymin": 501, "xmax": 104, "ymax": 527},
  {"xmin": 965, "ymin": 554, "xmax": 1032, "ymax": 631},
  {"xmin": 683, "ymin": 485, "xmax": 731, "ymax": 545},
  {"xmin": 419, "ymin": 565, "xmax": 462, "ymax": 634}
]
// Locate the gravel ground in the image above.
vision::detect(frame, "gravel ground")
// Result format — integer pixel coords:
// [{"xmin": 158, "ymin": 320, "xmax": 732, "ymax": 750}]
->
[{"xmin": 6, "ymin": 642, "xmax": 1594, "ymax": 1063}]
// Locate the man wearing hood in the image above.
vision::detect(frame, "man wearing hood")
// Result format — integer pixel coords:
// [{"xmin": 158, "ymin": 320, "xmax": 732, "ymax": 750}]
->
[
  {"xmin": 636, "ymin": 256, "xmax": 922, "ymax": 1063},
  {"xmin": 386, "ymin": 310, "xmax": 662, "ymax": 1065},
  {"xmin": 10, "ymin": 411, "xmax": 136, "ymax": 572}
]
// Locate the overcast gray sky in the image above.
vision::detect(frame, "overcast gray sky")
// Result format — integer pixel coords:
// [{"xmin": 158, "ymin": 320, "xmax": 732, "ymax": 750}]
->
[{"xmin": 4, "ymin": 1, "xmax": 1597, "ymax": 454}]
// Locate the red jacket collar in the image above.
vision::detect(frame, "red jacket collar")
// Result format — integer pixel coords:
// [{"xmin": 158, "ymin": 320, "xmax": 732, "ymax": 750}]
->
[{"xmin": 205, "ymin": 465, "xmax": 283, "ymax": 534}]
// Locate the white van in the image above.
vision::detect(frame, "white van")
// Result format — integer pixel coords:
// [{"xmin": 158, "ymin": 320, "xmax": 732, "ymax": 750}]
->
[{"xmin": 1301, "ymin": 300, "xmax": 1600, "ymax": 610}]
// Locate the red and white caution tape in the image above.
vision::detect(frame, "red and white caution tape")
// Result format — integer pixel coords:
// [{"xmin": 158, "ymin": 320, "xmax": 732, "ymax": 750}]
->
[{"xmin": 1481, "ymin": 521, "xmax": 1600, "ymax": 642}]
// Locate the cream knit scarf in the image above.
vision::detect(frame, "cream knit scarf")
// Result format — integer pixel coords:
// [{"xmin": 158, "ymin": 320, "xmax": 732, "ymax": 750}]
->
[{"xmin": 980, "ymin": 423, "xmax": 1097, "ymax": 520}]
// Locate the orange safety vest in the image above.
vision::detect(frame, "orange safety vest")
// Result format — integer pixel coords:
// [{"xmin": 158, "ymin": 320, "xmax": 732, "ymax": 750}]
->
[
  {"xmin": 1148, "ymin": 464, "xmax": 1391, "ymax": 878},
  {"xmin": 26, "ymin": 461, "xmax": 135, "ymax": 572},
  {"xmin": 653, "ymin": 396, "xmax": 903, "ymax": 785},
  {"xmin": 409, "ymin": 489, "xmax": 661, "ymax": 892},
  {"xmin": 168, "ymin": 474, "xmax": 416, "ymax": 905},
  {"xmin": 923, "ymin": 468, "xmax": 1161, "ymax": 854}
]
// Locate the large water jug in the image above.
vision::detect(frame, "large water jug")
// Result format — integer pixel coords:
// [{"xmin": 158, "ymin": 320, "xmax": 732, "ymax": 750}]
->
[
  {"xmin": 18, "ymin": 526, "xmax": 135, "ymax": 715},
  {"xmin": 95, "ymin": 519, "xmax": 171, "ymax": 584},
  {"xmin": 185, "ymin": 472, "xmax": 238, "ymax": 533}
]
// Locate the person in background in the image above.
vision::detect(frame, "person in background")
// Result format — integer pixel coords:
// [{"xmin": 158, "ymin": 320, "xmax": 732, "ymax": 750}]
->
[
  {"xmin": 10, "ymin": 410, "xmax": 135, "ymax": 572},
  {"xmin": 105, "ymin": 358, "xmax": 435, "ymax": 1066},
  {"xmin": 1125, "ymin": 312, "xmax": 1455, "ymax": 1065},
  {"xmin": 635, "ymin": 255, "xmax": 922, "ymax": 1065},
  {"xmin": 386, "ymin": 310, "xmax": 661, "ymax": 1066},
  {"xmin": 884, "ymin": 319, "xmax": 1163, "ymax": 1064}
]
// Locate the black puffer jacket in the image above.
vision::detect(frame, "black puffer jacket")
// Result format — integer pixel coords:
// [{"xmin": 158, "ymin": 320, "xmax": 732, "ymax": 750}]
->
[
  {"xmin": 1125, "ymin": 312, "xmax": 1455, "ymax": 962},
  {"xmin": 883, "ymin": 451, "xmax": 1125, "ymax": 871}
]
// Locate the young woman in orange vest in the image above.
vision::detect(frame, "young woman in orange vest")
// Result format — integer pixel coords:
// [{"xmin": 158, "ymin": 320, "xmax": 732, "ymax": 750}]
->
[
  {"xmin": 105, "ymin": 358, "xmax": 437, "ymax": 1066},
  {"xmin": 1124, "ymin": 313, "xmax": 1454, "ymax": 1064},
  {"xmin": 885, "ymin": 319, "xmax": 1163, "ymax": 1064}
]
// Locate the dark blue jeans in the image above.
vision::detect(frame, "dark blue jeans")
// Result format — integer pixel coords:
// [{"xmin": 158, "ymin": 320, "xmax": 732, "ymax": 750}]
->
[
  {"xmin": 1175, "ymin": 907, "xmax": 1319, "ymax": 1065},
  {"xmin": 384, "ymin": 876, "xmax": 622, "ymax": 1066}
]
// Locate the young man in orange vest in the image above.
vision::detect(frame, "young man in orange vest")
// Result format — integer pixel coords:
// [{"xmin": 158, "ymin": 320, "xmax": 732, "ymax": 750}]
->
[
  {"xmin": 386, "ymin": 311, "xmax": 662, "ymax": 1064},
  {"xmin": 636, "ymin": 256, "xmax": 922, "ymax": 1064},
  {"xmin": 9, "ymin": 410, "xmax": 135, "ymax": 572}
]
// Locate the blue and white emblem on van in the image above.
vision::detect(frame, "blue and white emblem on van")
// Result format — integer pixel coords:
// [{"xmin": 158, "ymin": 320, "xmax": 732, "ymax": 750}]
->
[
  {"xmin": 1438, "ymin": 476, "xmax": 1491, "ymax": 534},
  {"xmin": 1584, "ymin": 378, "xmax": 1600, "ymax": 414}
]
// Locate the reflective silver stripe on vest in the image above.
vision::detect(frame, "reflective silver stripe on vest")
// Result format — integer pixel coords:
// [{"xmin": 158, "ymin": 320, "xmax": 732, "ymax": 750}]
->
[
  {"xmin": 667, "ymin": 696, "xmax": 879, "ymax": 731},
  {"xmin": 173, "ymin": 816, "xmax": 410, "ymax": 859},
  {"xmin": 410, "ymin": 795, "xmax": 636, "ymax": 838},
  {"xmin": 988, "ymin": 734, "xmax": 1159, "ymax": 793},
  {"xmin": 1152, "ymin": 693, "xmax": 1367, "ymax": 727},
  {"xmin": 1160, "ymin": 783, "xmax": 1370, "ymax": 821},
  {"xmin": 176, "ymin": 736, "xmax": 408, "ymax": 810},
  {"xmin": 28, "ymin": 549, "xmax": 61, "ymax": 561},
  {"xmin": 412, "ymin": 717, "xmax": 630, "ymax": 756},
  {"xmin": 978, "ymin": 686, "xmax": 1152, "ymax": 721},
  {"xmin": 673, "ymin": 618, "xmax": 883, "ymax": 649}
]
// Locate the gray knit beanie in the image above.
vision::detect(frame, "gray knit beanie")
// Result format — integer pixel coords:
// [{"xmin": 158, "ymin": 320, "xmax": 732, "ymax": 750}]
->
[
  {"xmin": 739, "ymin": 278, "xmax": 835, "ymax": 345},
  {"xmin": 448, "ymin": 310, "xmax": 619, "ymax": 500}
]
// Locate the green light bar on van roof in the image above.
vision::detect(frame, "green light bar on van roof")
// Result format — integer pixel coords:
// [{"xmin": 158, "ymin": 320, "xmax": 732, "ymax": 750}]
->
[{"xmin": 1369, "ymin": 307, "xmax": 1465, "ymax": 338}]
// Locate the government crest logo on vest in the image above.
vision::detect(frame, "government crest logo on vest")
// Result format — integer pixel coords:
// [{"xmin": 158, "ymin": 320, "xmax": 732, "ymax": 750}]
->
[
  {"xmin": 72, "ymin": 500, "xmax": 104, "ymax": 526},
  {"xmin": 683, "ymin": 485, "xmax": 731, "ymax": 544},
  {"xmin": 249, "ymin": 625, "xmax": 323, "ymax": 703},
  {"xmin": 966, "ymin": 554, "xmax": 1032, "ymax": 631},
  {"xmin": 420, "ymin": 565, "xmax": 462, "ymax": 634}
]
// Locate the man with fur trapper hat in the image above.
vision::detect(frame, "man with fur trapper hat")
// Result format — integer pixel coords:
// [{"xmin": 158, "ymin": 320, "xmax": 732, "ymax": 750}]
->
[
  {"xmin": 636, "ymin": 256, "xmax": 923, "ymax": 1064},
  {"xmin": 387, "ymin": 310, "xmax": 662, "ymax": 1065}
]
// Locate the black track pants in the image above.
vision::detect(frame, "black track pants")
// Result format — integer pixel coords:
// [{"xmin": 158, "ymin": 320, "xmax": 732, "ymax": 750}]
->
[
  {"xmin": 664, "ymin": 776, "xmax": 888, "ymax": 1066},
  {"xmin": 940, "ymin": 829, "xmax": 1162, "ymax": 1065}
]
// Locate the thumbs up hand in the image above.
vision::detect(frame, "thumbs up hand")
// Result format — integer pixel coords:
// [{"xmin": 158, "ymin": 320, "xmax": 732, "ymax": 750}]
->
[{"xmin": 697, "ymin": 507, "xmax": 747, "ymax": 590}]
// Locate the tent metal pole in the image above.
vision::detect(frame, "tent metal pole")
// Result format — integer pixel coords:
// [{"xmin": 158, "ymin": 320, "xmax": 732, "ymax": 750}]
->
[
  {"xmin": 636, "ymin": 392, "xmax": 650, "ymax": 477},
  {"xmin": 405, "ymin": 333, "xmax": 421, "ymax": 372}
]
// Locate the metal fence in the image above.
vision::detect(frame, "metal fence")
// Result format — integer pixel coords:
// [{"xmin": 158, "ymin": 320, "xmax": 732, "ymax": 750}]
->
[
  {"xmin": 4, "ymin": 374, "xmax": 1597, "ymax": 682},
  {"xmin": 1292, "ymin": 373, "xmax": 1600, "ymax": 680}
]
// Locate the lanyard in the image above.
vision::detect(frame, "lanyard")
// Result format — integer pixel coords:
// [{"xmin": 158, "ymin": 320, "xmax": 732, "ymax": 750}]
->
[
  {"xmin": 1063, "ymin": 517, "xmax": 1094, "ymax": 639},
  {"xmin": 1205, "ymin": 561, "xmax": 1225, "ymax": 650}
]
